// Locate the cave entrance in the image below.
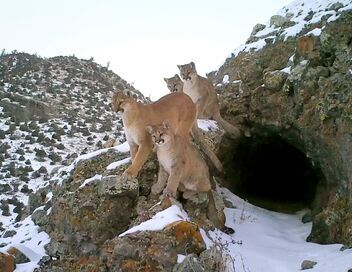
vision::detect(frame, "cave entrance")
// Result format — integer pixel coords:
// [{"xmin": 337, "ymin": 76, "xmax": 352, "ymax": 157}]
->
[{"xmin": 220, "ymin": 133, "xmax": 322, "ymax": 213}]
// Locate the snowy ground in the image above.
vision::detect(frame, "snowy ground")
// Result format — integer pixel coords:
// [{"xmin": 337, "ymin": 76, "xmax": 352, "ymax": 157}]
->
[{"xmin": 122, "ymin": 186, "xmax": 352, "ymax": 272}]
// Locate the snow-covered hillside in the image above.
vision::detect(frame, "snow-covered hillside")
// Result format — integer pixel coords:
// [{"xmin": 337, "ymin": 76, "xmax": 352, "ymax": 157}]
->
[
  {"xmin": 0, "ymin": 52, "xmax": 143, "ymax": 271},
  {"xmin": 229, "ymin": 0, "xmax": 352, "ymax": 59}
]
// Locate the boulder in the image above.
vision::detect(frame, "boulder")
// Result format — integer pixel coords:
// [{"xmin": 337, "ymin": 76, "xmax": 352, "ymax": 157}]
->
[
  {"xmin": 270, "ymin": 15, "xmax": 293, "ymax": 28},
  {"xmin": 263, "ymin": 70, "xmax": 289, "ymax": 91},
  {"xmin": 0, "ymin": 252, "xmax": 15, "ymax": 272},
  {"xmin": 102, "ymin": 221, "xmax": 206, "ymax": 271},
  {"xmin": 301, "ymin": 260, "xmax": 317, "ymax": 270},
  {"xmin": 7, "ymin": 247, "xmax": 30, "ymax": 264},
  {"xmin": 46, "ymin": 174, "xmax": 139, "ymax": 257}
]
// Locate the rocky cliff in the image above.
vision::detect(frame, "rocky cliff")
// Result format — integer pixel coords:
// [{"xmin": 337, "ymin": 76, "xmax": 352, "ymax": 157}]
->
[{"xmin": 212, "ymin": 0, "xmax": 352, "ymax": 246}]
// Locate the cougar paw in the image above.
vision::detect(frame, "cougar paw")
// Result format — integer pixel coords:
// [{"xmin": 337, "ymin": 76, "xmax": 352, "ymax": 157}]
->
[
  {"xmin": 163, "ymin": 187, "xmax": 176, "ymax": 198},
  {"xmin": 151, "ymin": 183, "xmax": 164, "ymax": 195},
  {"xmin": 121, "ymin": 169, "xmax": 134, "ymax": 182}
]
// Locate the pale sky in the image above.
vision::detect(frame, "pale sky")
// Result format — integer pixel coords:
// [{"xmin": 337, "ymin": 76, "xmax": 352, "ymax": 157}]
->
[{"xmin": 0, "ymin": 0, "xmax": 289, "ymax": 99}]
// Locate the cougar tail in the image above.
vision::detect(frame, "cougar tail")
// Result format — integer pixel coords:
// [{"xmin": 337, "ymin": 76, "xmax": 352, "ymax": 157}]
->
[
  {"xmin": 206, "ymin": 190, "xmax": 234, "ymax": 234},
  {"xmin": 213, "ymin": 112, "xmax": 241, "ymax": 140},
  {"xmin": 191, "ymin": 124, "xmax": 223, "ymax": 175}
]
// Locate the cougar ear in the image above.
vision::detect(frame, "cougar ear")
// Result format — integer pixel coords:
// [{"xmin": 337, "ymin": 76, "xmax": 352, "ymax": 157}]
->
[
  {"xmin": 177, "ymin": 65, "xmax": 181, "ymax": 70},
  {"xmin": 123, "ymin": 89, "xmax": 132, "ymax": 97},
  {"xmin": 190, "ymin": 61, "xmax": 195, "ymax": 68},
  {"xmin": 162, "ymin": 120, "xmax": 170, "ymax": 130},
  {"xmin": 175, "ymin": 74, "xmax": 181, "ymax": 80},
  {"xmin": 164, "ymin": 78, "xmax": 168, "ymax": 83},
  {"xmin": 146, "ymin": 125, "xmax": 153, "ymax": 134}
]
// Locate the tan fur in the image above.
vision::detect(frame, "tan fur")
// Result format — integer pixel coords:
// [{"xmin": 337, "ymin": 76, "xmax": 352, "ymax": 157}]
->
[
  {"xmin": 177, "ymin": 62, "xmax": 241, "ymax": 139},
  {"xmin": 147, "ymin": 122, "xmax": 232, "ymax": 232},
  {"xmin": 112, "ymin": 90, "xmax": 196, "ymax": 181},
  {"xmin": 191, "ymin": 124, "xmax": 224, "ymax": 174},
  {"xmin": 164, "ymin": 72, "xmax": 224, "ymax": 173},
  {"xmin": 164, "ymin": 74, "xmax": 183, "ymax": 93}
]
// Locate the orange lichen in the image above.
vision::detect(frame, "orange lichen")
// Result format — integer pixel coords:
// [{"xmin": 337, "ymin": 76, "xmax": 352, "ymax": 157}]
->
[
  {"xmin": 0, "ymin": 252, "xmax": 15, "ymax": 272},
  {"xmin": 120, "ymin": 259, "xmax": 139, "ymax": 272}
]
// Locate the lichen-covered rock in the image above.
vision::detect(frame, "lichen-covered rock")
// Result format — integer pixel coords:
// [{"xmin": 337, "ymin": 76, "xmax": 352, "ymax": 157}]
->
[
  {"xmin": 101, "ymin": 221, "xmax": 206, "ymax": 272},
  {"xmin": 173, "ymin": 247, "xmax": 232, "ymax": 272},
  {"xmin": 46, "ymin": 174, "xmax": 138, "ymax": 257},
  {"xmin": 270, "ymin": 15, "xmax": 294, "ymax": 28},
  {"xmin": 72, "ymin": 149, "xmax": 127, "ymax": 186},
  {"xmin": 307, "ymin": 194, "xmax": 352, "ymax": 246},
  {"xmin": 263, "ymin": 70, "xmax": 289, "ymax": 91},
  {"xmin": 0, "ymin": 252, "xmax": 15, "ymax": 272},
  {"xmin": 250, "ymin": 23, "xmax": 266, "ymax": 36},
  {"xmin": 7, "ymin": 247, "xmax": 31, "ymax": 264},
  {"xmin": 214, "ymin": 10, "xmax": 352, "ymax": 246},
  {"xmin": 301, "ymin": 260, "xmax": 317, "ymax": 270}
]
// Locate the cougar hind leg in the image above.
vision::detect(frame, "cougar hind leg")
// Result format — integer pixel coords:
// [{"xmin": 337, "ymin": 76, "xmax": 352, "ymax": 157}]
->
[{"xmin": 191, "ymin": 124, "xmax": 223, "ymax": 175}]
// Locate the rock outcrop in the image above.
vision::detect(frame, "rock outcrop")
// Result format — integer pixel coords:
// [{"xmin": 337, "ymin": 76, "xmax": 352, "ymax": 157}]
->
[
  {"xmin": 213, "ymin": 2, "xmax": 352, "ymax": 246},
  {"xmin": 32, "ymin": 145, "xmax": 224, "ymax": 271}
]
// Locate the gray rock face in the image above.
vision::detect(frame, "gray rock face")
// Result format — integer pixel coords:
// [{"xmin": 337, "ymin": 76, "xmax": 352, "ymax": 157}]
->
[
  {"xmin": 301, "ymin": 260, "xmax": 317, "ymax": 270},
  {"xmin": 173, "ymin": 247, "xmax": 233, "ymax": 272},
  {"xmin": 0, "ymin": 91, "xmax": 54, "ymax": 122},
  {"xmin": 263, "ymin": 70, "xmax": 289, "ymax": 91},
  {"xmin": 44, "ymin": 150, "xmax": 139, "ymax": 259},
  {"xmin": 270, "ymin": 15, "xmax": 292, "ymax": 27},
  {"xmin": 102, "ymin": 221, "xmax": 206, "ymax": 272},
  {"xmin": 250, "ymin": 23, "xmax": 266, "ymax": 36},
  {"xmin": 214, "ymin": 11, "xmax": 352, "ymax": 246}
]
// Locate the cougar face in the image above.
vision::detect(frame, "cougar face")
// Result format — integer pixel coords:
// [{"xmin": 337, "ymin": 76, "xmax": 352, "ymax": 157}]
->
[
  {"xmin": 111, "ymin": 90, "xmax": 134, "ymax": 113},
  {"xmin": 177, "ymin": 62, "xmax": 196, "ymax": 81},
  {"xmin": 147, "ymin": 121, "xmax": 172, "ymax": 146},
  {"xmin": 164, "ymin": 74, "xmax": 183, "ymax": 92}
]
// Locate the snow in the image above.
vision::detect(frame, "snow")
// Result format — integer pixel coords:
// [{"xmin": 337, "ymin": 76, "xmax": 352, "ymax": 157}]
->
[
  {"xmin": 200, "ymin": 187, "xmax": 352, "ymax": 272},
  {"xmin": 117, "ymin": 185, "xmax": 352, "ymax": 271},
  {"xmin": 63, "ymin": 141, "xmax": 130, "ymax": 177},
  {"xmin": 77, "ymin": 141, "xmax": 129, "ymax": 164},
  {"xmin": 119, "ymin": 205, "xmax": 189, "ymax": 237},
  {"xmin": 197, "ymin": 119, "xmax": 219, "ymax": 132},
  {"xmin": 106, "ymin": 157, "xmax": 131, "ymax": 170},
  {"xmin": 306, "ymin": 28, "xmax": 322, "ymax": 36},
  {"xmin": 117, "ymin": 182, "xmax": 352, "ymax": 271},
  {"xmin": 0, "ymin": 215, "xmax": 50, "ymax": 272},
  {"xmin": 112, "ymin": 141, "xmax": 130, "ymax": 153},
  {"xmin": 177, "ymin": 254, "xmax": 187, "ymax": 263},
  {"xmin": 228, "ymin": 0, "xmax": 352, "ymax": 58},
  {"xmin": 222, "ymin": 75, "xmax": 230, "ymax": 84},
  {"xmin": 79, "ymin": 174, "xmax": 102, "ymax": 188},
  {"xmin": 281, "ymin": 66, "xmax": 291, "ymax": 74}
]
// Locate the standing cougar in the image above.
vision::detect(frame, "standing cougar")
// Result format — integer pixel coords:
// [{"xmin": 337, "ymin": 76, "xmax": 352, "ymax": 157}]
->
[
  {"xmin": 177, "ymin": 62, "xmax": 241, "ymax": 139},
  {"xmin": 112, "ymin": 90, "xmax": 196, "ymax": 181},
  {"xmin": 147, "ymin": 121, "xmax": 234, "ymax": 233},
  {"xmin": 164, "ymin": 73, "xmax": 224, "ymax": 174}
]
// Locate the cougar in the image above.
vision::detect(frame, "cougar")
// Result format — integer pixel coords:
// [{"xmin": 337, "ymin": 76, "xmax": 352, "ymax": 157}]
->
[
  {"xmin": 147, "ymin": 121, "xmax": 234, "ymax": 233},
  {"xmin": 112, "ymin": 90, "xmax": 196, "ymax": 181},
  {"xmin": 177, "ymin": 61, "xmax": 241, "ymax": 139},
  {"xmin": 164, "ymin": 73, "xmax": 224, "ymax": 174}
]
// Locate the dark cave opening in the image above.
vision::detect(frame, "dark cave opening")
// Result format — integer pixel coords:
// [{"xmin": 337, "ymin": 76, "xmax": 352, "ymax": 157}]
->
[{"xmin": 221, "ymin": 134, "xmax": 323, "ymax": 213}]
